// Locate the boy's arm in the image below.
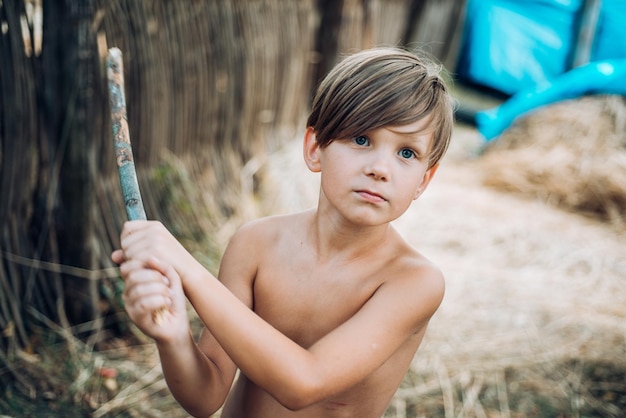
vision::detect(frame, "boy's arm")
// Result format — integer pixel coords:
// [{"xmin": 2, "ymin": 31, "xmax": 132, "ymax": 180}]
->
[
  {"xmin": 115, "ymin": 238, "xmax": 241, "ymax": 416},
  {"xmin": 120, "ymin": 220, "xmax": 443, "ymax": 411},
  {"xmin": 154, "ymin": 326, "xmax": 236, "ymax": 416},
  {"xmin": 181, "ymin": 222, "xmax": 444, "ymax": 410},
  {"xmin": 153, "ymin": 234, "xmax": 257, "ymax": 416}
]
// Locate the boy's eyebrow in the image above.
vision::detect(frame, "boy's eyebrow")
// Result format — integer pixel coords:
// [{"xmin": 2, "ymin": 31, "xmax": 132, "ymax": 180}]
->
[
  {"xmin": 382, "ymin": 126, "xmax": 434, "ymax": 155},
  {"xmin": 388, "ymin": 128, "xmax": 429, "ymax": 136},
  {"xmin": 385, "ymin": 115, "xmax": 434, "ymax": 136},
  {"xmin": 385, "ymin": 126, "xmax": 434, "ymax": 143}
]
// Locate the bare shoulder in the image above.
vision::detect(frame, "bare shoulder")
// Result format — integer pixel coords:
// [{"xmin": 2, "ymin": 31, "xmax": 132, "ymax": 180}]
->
[
  {"xmin": 229, "ymin": 210, "xmax": 310, "ymax": 245},
  {"xmin": 223, "ymin": 211, "xmax": 311, "ymax": 271},
  {"xmin": 379, "ymin": 231, "xmax": 446, "ymax": 326},
  {"xmin": 394, "ymin": 240, "xmax": 444, "ymax": 291}
]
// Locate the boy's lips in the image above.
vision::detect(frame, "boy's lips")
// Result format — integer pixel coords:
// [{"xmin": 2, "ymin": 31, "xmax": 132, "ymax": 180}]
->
[{"xmin": 355, "ymin": 189, "xmax": 386, "ymax": 203}]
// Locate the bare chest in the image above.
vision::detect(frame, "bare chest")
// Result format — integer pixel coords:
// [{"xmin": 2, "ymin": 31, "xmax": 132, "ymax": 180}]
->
[{"xmin": 252, "ymin": 254, "xmax": 383, "ymax": 347}]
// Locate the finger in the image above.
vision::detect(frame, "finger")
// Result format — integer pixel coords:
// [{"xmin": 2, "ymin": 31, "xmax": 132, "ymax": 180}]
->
[
  {"xmin": 123, "ymin": 263, "xmax": 170, "ymax": 289},
  {"xmin": 146, "ymin": 257, "xmax": 178, "ymax": 288},
  {"xmin": 144, "ymin": 257, "xmax": 185, "ymax": 310},
  {"xmin": 123, "ymin": 269, "xmax": 172, "ymax": 307},
  {"xmin": 120, "ymin": 236, "xmax": 154, "ymax": 263},
  {"xmin": 125, "ymin": 293, "xmax": 172, "ymax": 315},
  {"xmin": 121, "ymin": 219, "xmax": 167, "ymax": 241},
  {"xmin": 119, "ymin": 258, "xmax": 146, "ymax": 279},
  {"xmin": 123, "ymin": 266, "xmax": 175, "ymax": 327},
  {"xmin": 111, "ymin": 249, "xmax": 125, "ymax": 264},
  {"xmin": 120, "ymin": 221, "xmax": 168, "ymax": 260},
  {"xmin": 121, "ymin": 219, "xmax": 150, "ymax": 236},
  {"xmin": 119, "ymin": 222, "xmax": 144, "ymax": 252},
  {"xmin": 119, "ymin": 221, "xmax": 152, "ymax": 255},
  {"xmin": 123, "ymin": 284, "xmax": 171, "ymax": 310}
]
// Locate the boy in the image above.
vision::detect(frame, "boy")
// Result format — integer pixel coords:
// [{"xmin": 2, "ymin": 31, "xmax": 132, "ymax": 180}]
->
[{"xmin": 112, "ymin": 47, "xmax": 454, "ymax": 417}]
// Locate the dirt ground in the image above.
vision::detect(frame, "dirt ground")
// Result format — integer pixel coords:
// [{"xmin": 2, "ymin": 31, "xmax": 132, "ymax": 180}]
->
[{"xmin": 262, "ymin": 122, "xmax": 626, "ymax": 417}]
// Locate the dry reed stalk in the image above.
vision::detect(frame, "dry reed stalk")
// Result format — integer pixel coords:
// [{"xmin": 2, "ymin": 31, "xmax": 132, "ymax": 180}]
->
[
  {"xmin": 391, "ymin": 396, "xmax": 406, "ymax": 418},
  {"xmin": 92, "ymin": 363, "xmax": 166, "ymax": 417},
  {"xmin": 495, "ymin": 369, "xmax": 511, "ymax": 418},
  {"xmin": 435, "ymin": 357, "xmax": 455, "ymax": 418},
  {"xmin": 463, "ymin": 373, "xmax": 487, "ymax": 418}
]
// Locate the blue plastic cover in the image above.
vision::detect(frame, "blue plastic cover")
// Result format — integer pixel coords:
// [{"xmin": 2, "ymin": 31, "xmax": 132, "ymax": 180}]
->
[
  {"xmin": 459, "ymin": 0, "xmax": 582, "ymax": 95},
  {"xmin": 592, "ymin": 0, "xmax": 626, "ymax": 61}
]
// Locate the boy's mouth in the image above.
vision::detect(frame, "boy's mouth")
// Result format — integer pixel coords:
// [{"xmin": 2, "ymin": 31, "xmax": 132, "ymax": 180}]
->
[{"xmin": 355, "ymin": 189, "xmax": 386, "ymax": 203}]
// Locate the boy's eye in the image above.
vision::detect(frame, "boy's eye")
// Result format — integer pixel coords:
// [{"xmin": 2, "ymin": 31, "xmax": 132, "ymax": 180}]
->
[
  {"xmin": 353, "ymin": 135, "xmax": 369, "ymax": 146},
  {"xmin": 399, "ymin": 148, "xmax": 416, "ymax": 159}
]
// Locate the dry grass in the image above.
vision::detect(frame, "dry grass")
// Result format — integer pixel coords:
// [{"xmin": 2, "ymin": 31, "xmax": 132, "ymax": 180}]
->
[
  {"xmin": 478, "ymin": 95, "xmax": 626, "ymax": 228},
  {"xmin": 0, "ymin": 310, "xmax": 184, "ymax": 417}
]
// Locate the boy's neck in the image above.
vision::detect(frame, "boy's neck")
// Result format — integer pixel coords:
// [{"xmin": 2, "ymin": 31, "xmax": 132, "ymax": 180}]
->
[{"xmin": 307, "ymin": 208, "xmax": 394, "ymax": 263}]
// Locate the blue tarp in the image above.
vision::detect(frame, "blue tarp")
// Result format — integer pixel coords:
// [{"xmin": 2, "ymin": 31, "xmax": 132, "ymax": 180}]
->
[
  {"xmin": 592, "ymin": 0, "xmax": 626, "ymax": 61},
  {"xmin": 458, "ymin": 0, "xmax": 582, "ymax": 95}
]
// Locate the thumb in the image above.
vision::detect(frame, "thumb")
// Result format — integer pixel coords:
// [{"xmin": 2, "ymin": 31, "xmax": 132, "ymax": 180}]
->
[
  {"xmin": 111, "ymin": 249, "xmax": 124, "ymax": 265},
  {"xmin": 146, "ymin": 257, "xmax": 187, "ymax": 318}
]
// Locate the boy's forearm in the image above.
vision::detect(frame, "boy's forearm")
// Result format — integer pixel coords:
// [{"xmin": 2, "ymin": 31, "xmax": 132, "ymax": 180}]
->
[
  {"xmin": 182, "ymin": 268, "xmax": 319, "ymax": 409},
  {"xmin": 156, "ymin": 332, "xmax": 229, "ymax": 416}
]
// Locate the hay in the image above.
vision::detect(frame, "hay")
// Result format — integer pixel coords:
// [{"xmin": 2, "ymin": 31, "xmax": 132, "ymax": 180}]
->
[{"xmin": 479, "ymin": 95, "xmax": 626, "ymax": 227}]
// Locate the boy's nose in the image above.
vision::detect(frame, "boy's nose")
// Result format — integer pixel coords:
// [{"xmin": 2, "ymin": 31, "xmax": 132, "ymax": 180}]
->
[{"xmin": 364, "ymin": 153, "xmax": 390, "ymax": 181}]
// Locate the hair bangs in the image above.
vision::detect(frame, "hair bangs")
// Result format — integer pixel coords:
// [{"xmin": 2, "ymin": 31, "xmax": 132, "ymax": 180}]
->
[{"xmin": 307, "ymin": 47, "xmax": 455, "ymax": 168}]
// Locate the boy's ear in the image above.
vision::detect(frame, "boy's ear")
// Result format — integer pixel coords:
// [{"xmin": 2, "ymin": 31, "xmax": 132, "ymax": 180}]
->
[
  {"xmin": 303, "ymin": 127, "xmax": 322, "ymax": 173},
  {"xmin": 413, "ymin": 163, "xmax": 439, "ymax": 200}
]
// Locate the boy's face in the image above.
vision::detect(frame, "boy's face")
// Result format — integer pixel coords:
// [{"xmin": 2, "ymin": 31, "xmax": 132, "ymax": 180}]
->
[{"xmin": 304, "ymin": 118, "xmax": 438, "ymax": 226}]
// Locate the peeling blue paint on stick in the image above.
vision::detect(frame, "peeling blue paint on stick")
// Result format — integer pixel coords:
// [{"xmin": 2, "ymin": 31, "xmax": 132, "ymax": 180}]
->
[
  {"xmin": 119, "ymin": 164, "xmax": 146, "ymax": 221},
  {"xmin": 106, "ymin": 47, "xmax": 147, "ymax": 221}
]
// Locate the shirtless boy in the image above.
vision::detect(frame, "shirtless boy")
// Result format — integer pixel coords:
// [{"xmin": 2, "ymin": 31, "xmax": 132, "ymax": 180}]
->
[{"xmin": 112, "ymin": 47, "xmax": 454, "ymax": 417}]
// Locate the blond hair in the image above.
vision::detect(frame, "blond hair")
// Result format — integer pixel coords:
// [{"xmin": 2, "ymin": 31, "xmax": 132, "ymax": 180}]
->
[{"xmin": 307, "ymin": 47, "xmax": 454, "ymax": 168}]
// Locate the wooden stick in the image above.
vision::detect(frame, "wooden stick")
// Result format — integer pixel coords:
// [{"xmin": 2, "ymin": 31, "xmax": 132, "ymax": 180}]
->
[
  {"xmin": 106, "ymin": 47, "xmax": 147, "ymax": 222},
  {"xmin": 107, "ymin": 47, "xmax": 168, "ymax": 324}
]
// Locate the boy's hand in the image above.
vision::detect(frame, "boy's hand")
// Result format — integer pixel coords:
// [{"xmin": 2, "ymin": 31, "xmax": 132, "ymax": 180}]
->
[
  {"xmin": 119, "ymin": 256, "xmax": 190, "ymax": 342},
  {"xmin": 112, "ymin": 220, "xmax": 195, "ymax": 277}
]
